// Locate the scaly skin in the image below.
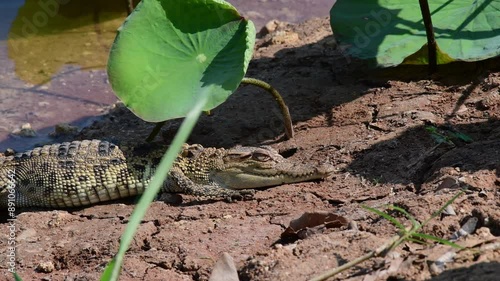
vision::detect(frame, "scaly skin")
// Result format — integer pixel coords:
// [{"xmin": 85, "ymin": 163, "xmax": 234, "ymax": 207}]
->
[{"xmin": 0, "ymin": 140, "xmax": 333, "ymax": 209}]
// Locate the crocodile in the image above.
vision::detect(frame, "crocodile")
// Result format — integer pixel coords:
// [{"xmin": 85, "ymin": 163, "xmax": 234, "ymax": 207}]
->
[{"xmin": 0, "ymin": 140, "xmax": 333, "ymax": 209}]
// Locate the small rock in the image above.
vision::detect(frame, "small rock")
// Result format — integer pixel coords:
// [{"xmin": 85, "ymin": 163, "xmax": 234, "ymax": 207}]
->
[
  {"xmin": 49, "ymin": 123, "xmax": 78, "ymax": 137},
  {"xmin": 478, "ymin": 190, "xmax": 488, "ymax": 198},
  {"xmin": 4, "ymin": 148, "xmax": 15, "ymax": 156},
  {"xmin": 430, "ymin": 251, "xmax": 456, "ymax": 275},
  {"xmin": 209, "ymin": 252, "xmax": 238, "ymax": 281},
  {"xmin": 348, "ymin": 220, "xmax": 359, "ymax": 230},
  {"xmin": 271, "ymin": 31, "xmax": 300, "ymax": 45},
  {"xmin": 476, "ymin": 227, "xmax": 492, "ymax": 238},
  {"xmin": 436, "ymin": 176, "xmax": 459, "ymax": 191},
  {"xmin": 36, "ymin": 261, "xmax": 55, "ymax": 273},
  {"xmin": 429, "ymin": 262, "xmax": 442, "ymax": 276},
  {"xmin": 11, "ymin": 123, "xmax": 36, "ymax": 137},
  {"xmin": 442, "ymin": 205, "xmax": 456, "ymax": 216},
  {"xmin": 450, "ymin": 216, "xmax": 478, "ymax": 240},
  {"xmin": 260, "ymin": 19, "xmax": 281, "ymax": 35},
  {"xmin": 455, "ymin": 105, "xmax": 468, "ymax": 114}
]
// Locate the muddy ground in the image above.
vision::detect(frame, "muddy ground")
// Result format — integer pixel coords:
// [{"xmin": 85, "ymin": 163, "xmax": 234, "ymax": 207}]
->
[{"xmin": 1, "ymin": 17, "xmax": 499, "ymax": 281}]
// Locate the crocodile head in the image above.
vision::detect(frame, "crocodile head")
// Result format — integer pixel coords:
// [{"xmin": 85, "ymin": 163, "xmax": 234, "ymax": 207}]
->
[{"xmin": 210, "ymin": 146, "xmax": 334, "ymax": 189}]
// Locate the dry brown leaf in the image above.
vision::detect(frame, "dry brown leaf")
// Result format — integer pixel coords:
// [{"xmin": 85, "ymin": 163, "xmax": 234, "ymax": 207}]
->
[{"xmin": 281, "ymin": 211, "xmax": 349, "ymax": 241}]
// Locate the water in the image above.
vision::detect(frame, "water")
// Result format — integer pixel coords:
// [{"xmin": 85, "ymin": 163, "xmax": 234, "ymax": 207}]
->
[
  {"xmin": 0, "ymin": 0, "xmax": 121, "ymax": 151},
  {"xmin": 0, "ymin": 0, "xmax": 334, "ymax": 151},
  {"xmin": 232, "ymin": 0, "xmax": 334, "ymax": 30}
]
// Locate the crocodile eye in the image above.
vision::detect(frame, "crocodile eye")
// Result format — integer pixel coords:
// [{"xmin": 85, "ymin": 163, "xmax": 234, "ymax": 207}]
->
[
  {"xmin": 226, "ymin": 152, "xmax": 251, "ymax": 161},
  {"xmin": 252, "ymin": 152, "xmax": 271, "ymax": 162}
]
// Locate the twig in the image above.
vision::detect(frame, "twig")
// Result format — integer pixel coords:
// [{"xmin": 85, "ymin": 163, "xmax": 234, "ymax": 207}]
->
[
  {"xmin": 309, "ymin": 231, "xmax": 406, "ymax": 281},
  {"xmin": 310, "ymin": 190, "xmax": 465, "ymax": 281}
]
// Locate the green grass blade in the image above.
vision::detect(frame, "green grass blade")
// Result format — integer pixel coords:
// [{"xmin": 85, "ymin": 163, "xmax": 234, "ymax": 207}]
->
[
  {"xmin": 362, "ymin": 205, "xmax": 406, "ymax": 231},
  {"xmin": 405, "ymin": 237, "xmax": 429, "ymax": 245},
  {"xmin": 13, "ymin": 273, "xmax": 23, "ymax": 281},
  {"xmin": 422, "ymin": 190, "xmax": 465, "ymax": 226},
  {"xmin": 100, "ymin": 258, "xmax": 115, "ymax": 280},
  {"xmin": 412, "ymin": 233, "xmax": 464, "ymax": 249},
  {"xmin": 388, "ymin": 205, "xmax": 420, "ymax": 229},
  {"xmin": 451, "ymin": 132, "xmax": 473, "ymax": 143},
  {"xmin": 100, "ymin": 94, "xmax": 208, "ymax": 281}
]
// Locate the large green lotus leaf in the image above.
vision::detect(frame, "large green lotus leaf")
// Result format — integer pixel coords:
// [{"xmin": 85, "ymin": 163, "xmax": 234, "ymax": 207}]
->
[
  {"xmin": 330, "ymin": 0, "xmax": 500, "ymax": 66},
  {"xmin": 107, "ymin": 0, "xmax": 256, "ymax": 122}
]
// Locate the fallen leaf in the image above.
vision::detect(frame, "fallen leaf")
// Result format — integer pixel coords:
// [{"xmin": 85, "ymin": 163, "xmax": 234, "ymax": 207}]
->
[{"xmin": 281, "ymin": 211, "xmax": 349, "ymax": 241}]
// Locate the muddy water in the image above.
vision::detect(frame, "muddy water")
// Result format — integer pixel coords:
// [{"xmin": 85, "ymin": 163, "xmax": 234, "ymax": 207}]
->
[
  {"xmin": 0, "ymin": 0, "xmax": 333, "ymax": 151},
  {"xmin": 232, "ymin": 0, "xmax": 334, "ymax": 30}
]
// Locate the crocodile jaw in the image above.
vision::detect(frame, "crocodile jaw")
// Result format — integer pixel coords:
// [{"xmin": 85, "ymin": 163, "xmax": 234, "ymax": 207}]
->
[{"xmin": 212, "ymin": 164, "xmax": 334, "ymax": 190}]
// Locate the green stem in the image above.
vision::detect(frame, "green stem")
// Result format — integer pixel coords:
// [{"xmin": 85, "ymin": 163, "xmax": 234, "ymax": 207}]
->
[
  {"xmin": 146, "ymin": 121, "xmax": 166, "ymax": 142},
  {"xmin": 418, "ymin": 0, "xmax": 437, "ymax": 73},
  {"xmin": 145, "ymin": 77, "xmax": 294, "ymax": 142},
  {"xmin": 241, "ymin": 77, "xmax": 294, "ymax": 139}
]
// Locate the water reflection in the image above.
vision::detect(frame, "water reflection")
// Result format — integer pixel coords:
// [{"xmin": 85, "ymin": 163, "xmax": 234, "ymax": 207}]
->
[{"xmin": 8, "ymin": 0, "xmax": 128, "ymax": 84}]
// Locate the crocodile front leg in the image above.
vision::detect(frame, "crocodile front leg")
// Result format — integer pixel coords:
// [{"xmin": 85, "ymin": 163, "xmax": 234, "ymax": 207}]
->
[{"xmin": 162, "ymin": 167, "xmax": 255, "ymax": 200}]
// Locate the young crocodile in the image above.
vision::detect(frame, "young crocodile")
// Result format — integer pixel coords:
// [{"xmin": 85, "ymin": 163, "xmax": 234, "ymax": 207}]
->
[{"xmin": 0, "ymin": 140, "xmax": 333, "ymax": 209}]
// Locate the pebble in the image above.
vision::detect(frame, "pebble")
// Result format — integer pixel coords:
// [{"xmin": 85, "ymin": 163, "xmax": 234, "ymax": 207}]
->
[
  {"xmin": 11, "ymin": 123, "xmax": 36, "ymax": 137},
  {"xmin": 49, "ymin": 123, "xmax": 78, "ymax": 137},
  {"xmin": 436, "ymin": 176, "xmax": 459, "ymax": 191},
  {"xmin": 36, "ymin": 261, "xmax": 55, "ymax": 273},
  {"xmin": 271, "ymin": 31, "xmax": 300, "ymax": 45}
]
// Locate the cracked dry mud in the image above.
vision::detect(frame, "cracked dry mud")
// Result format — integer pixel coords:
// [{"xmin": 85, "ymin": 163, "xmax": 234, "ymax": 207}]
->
[{"xmin": 1, "ymin": 17, "xmax": 499, "ymax": 281}]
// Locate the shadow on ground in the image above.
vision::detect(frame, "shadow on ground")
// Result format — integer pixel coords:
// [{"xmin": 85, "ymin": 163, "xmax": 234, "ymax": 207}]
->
[
  {"xmin": 430, "ymin": 261, "xmax": 500, "ymax": 281},
  {"xmin": 348, "ymin": 120, "xmax": 500, "ymax": 188}
]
